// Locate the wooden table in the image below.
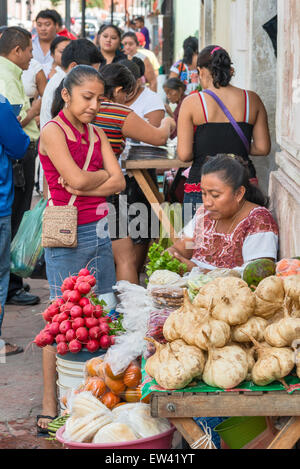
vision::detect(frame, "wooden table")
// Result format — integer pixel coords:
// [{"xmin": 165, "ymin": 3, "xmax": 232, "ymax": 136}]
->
[
  {"xmin": 150, "ymin": 390, "xmax": 300, "ymax": 449},
  {"xmin": 123, "ymin": 158, "xmax": 190, "ymax": 243}
]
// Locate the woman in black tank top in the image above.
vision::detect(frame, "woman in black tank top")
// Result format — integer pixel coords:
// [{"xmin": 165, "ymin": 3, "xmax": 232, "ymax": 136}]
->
[{"xmin": 177, "ymin": 45, "xmax": 271, "ymax": 223}]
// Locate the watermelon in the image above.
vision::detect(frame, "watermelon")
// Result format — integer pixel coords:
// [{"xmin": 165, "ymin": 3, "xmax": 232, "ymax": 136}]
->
[{"xmin": 243, "ymin": 259, "xmax": 276, "ymax": 288}]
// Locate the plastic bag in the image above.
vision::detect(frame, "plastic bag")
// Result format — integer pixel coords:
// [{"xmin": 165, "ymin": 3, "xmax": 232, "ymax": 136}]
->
[
  {"xmin": 10, "ymin": 198, "xmax": 47, "ymax": 277},
  {"xmin": 144, "ymin": 309, "xmax": 171, "ymax": 359}
]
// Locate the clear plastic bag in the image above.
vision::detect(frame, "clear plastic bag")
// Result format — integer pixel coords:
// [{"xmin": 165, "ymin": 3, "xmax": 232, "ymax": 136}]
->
[
  {"xmin": 10, "ymin": 198, "xmax": 47, "ymax": 277},
  {"xmin": 144, "ymin": 309, "xmax": 172, "ymax": 359}
]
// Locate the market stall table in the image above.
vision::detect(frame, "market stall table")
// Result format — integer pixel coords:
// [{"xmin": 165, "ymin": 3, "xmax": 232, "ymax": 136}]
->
[
  {"xmin": 123, "ymin": 158, "xmax": 190, "ymax": 244},
  {"xmin": 150, "ymin": 390, "xmax": 300, "ymax": 449}
]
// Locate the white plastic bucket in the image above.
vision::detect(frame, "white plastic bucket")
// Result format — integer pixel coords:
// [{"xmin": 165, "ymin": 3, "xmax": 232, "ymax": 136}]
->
[{"xmin": 56, "ymin": 380, "xmax": 69, "ymax": 412}]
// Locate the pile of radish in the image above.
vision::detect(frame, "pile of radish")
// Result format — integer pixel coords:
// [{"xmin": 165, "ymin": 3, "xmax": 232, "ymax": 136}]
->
[{"xmin": 34, "ymin": 268, "xmax": 116, "ymax": 355}]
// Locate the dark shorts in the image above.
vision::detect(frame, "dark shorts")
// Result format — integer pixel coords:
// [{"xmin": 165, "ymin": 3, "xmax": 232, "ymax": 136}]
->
[{"xmin": 108, "ymin": 171, "xmax": 158, "ymax": 245}]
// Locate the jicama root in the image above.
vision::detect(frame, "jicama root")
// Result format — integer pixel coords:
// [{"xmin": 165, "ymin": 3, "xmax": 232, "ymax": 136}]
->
[
  {"xmin": 144, "ymin": 337, "xmax": 206, "ymax": 390},
  {"xmin": 194, "ymin": 277, "xmax": 255, "ymax": 325},
  {"xmin": 240, "ymin": 330, "xmax": 294, "ymax": 388},
  {"xmin": 264, "ymin": 297, "xmax": 300, "ymax": 347},
  {"xmin": 254, "ymin": 276, "xmax": 285, "ymax": 319},
  {"xmin": 231, "ymin": 317, "xmax": 268, "ymax": 343},
  {"xmin": 283, "ymin": 276, "xmax": 300, "ymax": 317},
  {"xmin": 163, "ymin": 293, "xmax": 230, "ymax": 351},
  {"xmin": 202, "ymin": 333, "xmax": 248, "ymax": 389}
]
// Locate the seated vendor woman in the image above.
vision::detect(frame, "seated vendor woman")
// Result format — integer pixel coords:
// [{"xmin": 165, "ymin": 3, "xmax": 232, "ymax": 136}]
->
[{"xmin": 168, "ymin": 154, "xmax": 279, "ymax": 272}]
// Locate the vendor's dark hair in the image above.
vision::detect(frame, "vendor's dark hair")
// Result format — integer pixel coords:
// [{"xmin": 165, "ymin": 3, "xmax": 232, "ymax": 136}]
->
[
  {"xmin": 182, "ymin": 36, "xmax": 198, "ymax": 66},
  {"xmin": 122, "ymin": 31, "xmax": 139, "ymax": 46},
  {"xmin": 0, "ymin": 26, "xmax": 31, "ymax": 54},
  {"xmin": 50, "ymin": 36, "xmax": 71, "ymax": 55},
  {"xmin": 118, "ymin": 58, "xmax": 142, "ymax": 80},
  {"xmin": 201, "ymin": 154, "xmax": 269, "ymax": 208},
  {"xmin": 98, "ymin": 24, "xmax": 122, "ymax": 41},
  {"xmin": 163, "ymin": 77, "xmax": 186, "ymax": 93},
  {"xmin": 197, "ymin": 45, "xmax": 233, "ymax": 88},
  {"xmin": 98, "ymin": 63, "xmax": 136, "ymax": 100},
  {"xmin": 51, "ymin": 65, "xmax": 104, "ymax": 118}
]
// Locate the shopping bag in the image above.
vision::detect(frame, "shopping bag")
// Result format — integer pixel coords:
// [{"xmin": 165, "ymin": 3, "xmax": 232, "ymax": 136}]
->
[{"xmin": 10, "ymin": 198, "xmax": 47, "ymax": 278}]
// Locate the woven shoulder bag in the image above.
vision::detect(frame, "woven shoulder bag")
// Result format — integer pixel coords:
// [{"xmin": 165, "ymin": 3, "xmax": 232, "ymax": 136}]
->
[{"xmin": 41, "ymin": 124, "xmax": 95, "ymax": 248}]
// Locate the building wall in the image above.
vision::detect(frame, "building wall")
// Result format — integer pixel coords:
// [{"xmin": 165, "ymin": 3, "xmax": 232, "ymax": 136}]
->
[{"xmin": 173, "ymin": 0, "xmax": 200, "ymax": 63}]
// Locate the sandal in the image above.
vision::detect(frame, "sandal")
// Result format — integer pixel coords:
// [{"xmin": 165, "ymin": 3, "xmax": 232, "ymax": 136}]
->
[
  {"xmin": 0, "ymin": 342, "xmax": 23, "ymax": 356},
  {"xmin": 36, "ymin": 414, "xmax": 58, "ymax": 436}
]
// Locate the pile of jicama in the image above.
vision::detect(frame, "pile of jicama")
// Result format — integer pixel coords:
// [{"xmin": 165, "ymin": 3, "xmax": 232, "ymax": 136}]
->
[
  {"xmin": 33, "ymin": 268, "xmax": 123, "ymax": 354},
  {"xmin": 145, "ymin": 274, "xmax": 300, "ymax": 391},
  {"xmin": 63, "ymin": 391, "xmax": 171, "ymax": 443}
]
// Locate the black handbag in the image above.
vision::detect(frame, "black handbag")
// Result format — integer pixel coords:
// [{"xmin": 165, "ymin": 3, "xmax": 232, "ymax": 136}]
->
[{"xmin": 12, "ymin": 160, "xmax": 26, "ymax": 190}]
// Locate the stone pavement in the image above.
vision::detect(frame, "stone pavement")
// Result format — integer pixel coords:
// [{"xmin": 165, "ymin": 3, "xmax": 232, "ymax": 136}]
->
[{"xmin": 0, "ymin": 278, "xmax": 62, "ymax": 449}]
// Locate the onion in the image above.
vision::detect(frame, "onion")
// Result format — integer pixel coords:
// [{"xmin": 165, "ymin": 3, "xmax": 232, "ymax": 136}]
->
[
  {"xmin": 99, "ymin": 335, "xmax": 111, "ymax": 349},
  {"xmin": 76, "ymin": 327, "xmax": 89, "ymax": 342},
  {"xmin": 57, "ymin": 342, "xmax": 69, "ymax": 356},
  {"xmin": 69, "ymin": 339, "xmax": 82, "ymax": 354}
]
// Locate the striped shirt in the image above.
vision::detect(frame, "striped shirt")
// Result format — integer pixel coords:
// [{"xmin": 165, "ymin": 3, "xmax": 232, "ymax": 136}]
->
[{"xmin": 93, "ymin": 101, "xmax": 132, "ymax": 156}]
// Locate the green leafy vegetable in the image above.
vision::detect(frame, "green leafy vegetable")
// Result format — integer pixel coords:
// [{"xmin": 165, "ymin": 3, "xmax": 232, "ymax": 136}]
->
[{"xmin": 146, "ymin": 242, "xmax": 188, "ymax": 282}]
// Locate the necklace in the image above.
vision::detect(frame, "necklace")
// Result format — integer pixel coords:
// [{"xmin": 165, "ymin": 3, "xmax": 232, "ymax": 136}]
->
[{"xmin": 215, "ymin": 200, "xmax": 247, "ymax": 234}]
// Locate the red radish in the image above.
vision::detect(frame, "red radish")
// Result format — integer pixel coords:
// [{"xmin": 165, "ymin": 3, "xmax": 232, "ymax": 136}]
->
[
  {"xmin": 82, "ymin": 304, "xmax": 95, "ymax": 317},
  {"xmin": 57, "ymin": 312, "xmax": 69, "ymax": 323},
  {"xmin": 77, "ymin": 282, "xmax": 91, "ymax": 295},
  {"xmin": 49, "ymin": 322, "xmax": 60, "ymax": 336},
  {"xmin": 75, "ymin": 327, "xmax": 89, "ymax": 342},
  {"xmin": 60, "ymin": 302, "xmax": 75, "ymax": 313},
  {"xmin": 34, "ymin": 333, "xmax": 46, "ymax": 348},
  {"xmin": 41, "ymin": 332, "xmax": 54, "ymax": 345},
  {"xmin": 69, "ymin": 339, "xmax": 82, "ymax": 353},
  {"xmin": 64, "ymin": 277, "xmax": 75, "ymax": 290},
  {"xmin": 59, "ymin": 320, "xmax": 72, "ymax": 334},
  {"xmin": 75, "ymin": 276, "xmax": 86, "ymax": 285},
  {"xmin": 99, "ymin": 335, "xmax": 111, "ymax": 349},
  {"xmin": 86, "ymin": 339, "xmax": 99, "ymax": 352},
  {"xmin": 48, "ymin": 304, "xmax": 60, "ymax": 316},
  {"xmin": 110, "ymin": 335, "xmax": 116, "ymax": 345},
  {"xmin": 55, "ymin": 334, "xmax": 67, "ymax": 344},
  {"xmin": 68, "ymin": 290, "xmax": 82, "ymax": 304},
  {"xmin": 93, "ymin": 307, "xmax": 103, "ymax": 319},
  {"xmin": 85, "ymin": 317, "xmax": 99, "ymax": 329},
  {"xmin": 43, "ymin": 309, "xmax": 53, "ymax": 323},
  {"xmin": 89, "ymin": 326, "xmax": 102, "ymax": 340},
  {"xmin": 57, "ymin": 342, "xmax": 68, "ymax": 355},
  {"xmin": 52, "ymin": 313, "xmax": 60, "ymax": 323},
  {"xmin": 70, "ymin": 305, "xmax": 83, "ymax": 319},
  {"xmin": 65, "ymin": 329, "xmax": 76, "ymax": 342},
  {"xmin": 99, "ymin": 317, "xmax": 109, "ymax": 323},
  {"xmin": 55, "ymin": 298, "xmax": 65, "ymax": 307},
  {"xmin": 72, "ymin": 317, "xmax": 85, "ymax": 330},
  {"xmin": 79, "ymin": 297, "xmax": 90, "ymax": 308},
  {"xmin": 62, "ymin": 290, "xmax": 72, "ymax": 302},
  {"xmin": 78, "ymin": 268, "xmax": 90, "ymax": 277},
  {"xmin": 99, "ymin": 323, "xmax": 110, "ymax": 335},
  {"xmin": 44, "ymin": 323, "xmax": 51, "ymax": 331},
  {"xmin": 85, "ymin": 275, "xmax": 96, "ymax": 287},
  {"xmin": 106, "ymin": 316, "xmax": 112, "ymax": 323}
]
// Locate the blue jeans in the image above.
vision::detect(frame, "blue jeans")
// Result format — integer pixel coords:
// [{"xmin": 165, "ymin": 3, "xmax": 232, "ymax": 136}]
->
[
  {"xmin": 183, "ymin": 192, "xmax": 203, "ymax": 225},
  {"xmin": 0, "ymin": 215, "xmax": 11, "ymax": 336},
  {"xmin": 44, "ymin": 220, "xmax": 116, "ymax": 300}
]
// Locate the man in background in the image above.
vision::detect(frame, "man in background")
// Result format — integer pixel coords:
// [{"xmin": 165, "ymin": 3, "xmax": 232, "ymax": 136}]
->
[
  {"xmin": 0, "ymin": 96, "xmax": 30, "ymax": 356},
  {"xmin": 33, "ymin": 9, "xmax": 59, "ymax": 78},
  {"xmin": 135, "ymin": 16, "xmax": 151, "ymax": 49},
  {"xmin": 0, "ymin": 27, "xmax": 41, "ymax": 306}
]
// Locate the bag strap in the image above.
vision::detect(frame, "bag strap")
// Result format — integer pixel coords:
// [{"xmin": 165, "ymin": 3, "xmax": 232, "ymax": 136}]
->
[
  {"xmin": 203, "ymin": 89, "xmax": 250, "ymax": 154},
  {"xmin": 49, "ymin": 124, "xmax": 95, "ymax": 206}
]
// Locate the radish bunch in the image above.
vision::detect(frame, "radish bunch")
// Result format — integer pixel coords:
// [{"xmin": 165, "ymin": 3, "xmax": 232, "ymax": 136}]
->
[{"xmin": 34, "ymin": 268, "xmax": 116, "ymax": 355}]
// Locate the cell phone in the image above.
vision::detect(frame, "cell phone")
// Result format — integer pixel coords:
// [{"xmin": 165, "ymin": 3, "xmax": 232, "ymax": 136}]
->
[{"xmin": 11, "ymin": 104, "xmax": 23, "ymax": 117}]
